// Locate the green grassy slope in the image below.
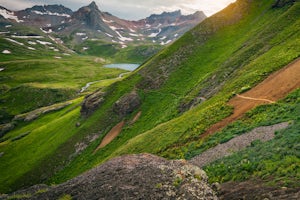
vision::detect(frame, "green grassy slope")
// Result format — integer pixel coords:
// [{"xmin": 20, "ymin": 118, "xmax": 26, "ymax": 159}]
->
[
  {"xmin": 0, "ymin": 0, "xmax": 299, "ymax": 193},
  {"xmin": 51, "ymin": 0, "xmax": 299, "ymax": 181},
  {"xmin": 0, "ymin": 57, "xmax": 125, "ymax": 121}
]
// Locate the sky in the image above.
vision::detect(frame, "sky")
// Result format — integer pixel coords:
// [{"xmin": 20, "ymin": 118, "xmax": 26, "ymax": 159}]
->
[{"xmin": 0, "ymin": 0, "xmax": 236, "ymax": 20}]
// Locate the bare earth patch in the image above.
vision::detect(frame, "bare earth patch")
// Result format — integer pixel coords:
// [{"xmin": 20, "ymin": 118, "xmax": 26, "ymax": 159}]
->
[
  {"xmin": 202, "ymin": 57, "xmax": 300, "ymax": 138},
  {"xmin": 94, "ymin": 121, "xmax": 125, "ymax": 151}
]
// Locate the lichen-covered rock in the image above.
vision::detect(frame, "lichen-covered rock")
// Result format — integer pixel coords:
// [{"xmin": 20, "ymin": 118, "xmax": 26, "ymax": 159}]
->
[
  {"xmin": 80, "ymin": 90, "xmax": 105, "ymax": 117},
  {"xmin": 113, "ymin": 91, "xmax": 141, "ymax": 116},
  {"xmin": 5, "ymin": 154, "xmax": 218, "ymax": 200}
]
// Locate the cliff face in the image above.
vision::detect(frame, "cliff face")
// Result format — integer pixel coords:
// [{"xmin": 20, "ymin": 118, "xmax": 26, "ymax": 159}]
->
[{"xmin": 2, "ymin": 154, "xmax": 218, "ymax": 200}]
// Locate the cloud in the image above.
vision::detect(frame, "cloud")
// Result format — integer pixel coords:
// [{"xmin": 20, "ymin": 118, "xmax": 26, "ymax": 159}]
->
[
  {"xmin": 0, "ymin": 0, "xmax": 35, "ymax": 11},
  {"xmin": 0, "ymin": 0, "xmax": 236, "ymax": 19}
]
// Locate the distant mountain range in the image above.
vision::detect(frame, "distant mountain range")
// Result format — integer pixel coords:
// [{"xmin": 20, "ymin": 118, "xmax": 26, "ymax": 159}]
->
[{"xmin": 0, "ymin": 1, "xmax": 206, "ymax": 46}]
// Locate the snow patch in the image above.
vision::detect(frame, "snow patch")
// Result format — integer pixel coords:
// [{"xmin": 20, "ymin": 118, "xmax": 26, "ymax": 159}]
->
[
  {"xmin": 160, "ymin": 40, "xmax": 172, "ymax": 45},
  {"xmin": 27, "ymin": 47, "xmax": 36, "ymax": 50},
  {"xmin": 28, "ymin": 41, "xmax": 37, "ymax": 45},
  {"xmin": 121, "ymin": 44, "xmax": 127, "ymax": 49},
  {"xmin": 160, "ymin": 36, "xmax": 167, "ymax": 40},
  {"xmin": 148, "ymin": 29, "xmax": 162, "ymax": 38},
  {"xmin": 145, "ymin": 24, "xmax": 151, "ymax": 28},
  {"xmin": 5, "ymin": 25, "xmax": 12, "ymax": 28},
  {"xmin": 36, "ymin": 40, "xmax": 52, "ymax": 45},
  {"xmin": 129, "ymin": 33, "xmax": 139, "ymax": 37},
  {"xmin": 129, "ymin": 28, "xmax": 136, "ymax": 33},
  {"xmin": 40, "ymin": 28, "xmax": 52, "ymax": 34},
  {"xmin": 115, "ymin": 31, "xmax": 133, "ymax": 42},
  {"xmin": 31, "ymin": 10, "xmax": 70, "ymax": 18},
  {"xmin": 0, "ymin": 32, "xmax": 9, "ymax": 34},
  {"xmin": 76, "ymin": 32, "xmax": 86, "ymax": 36},
  {"xmin": 105, "ymin": 33, "xmax": 114, "ymax": 38},
  {"xmin": 48, "ymin": 36, "xmax": 63, "ymax": 44},
  {"xmin": 82, "ymin": 36, "xmax": 88, "ymax": 41},
  {"xmin": 5, "ymin": 38, "xmax": 24, "ymax": 46},
  {"xmin": 83, "ymin": 47, "xmax": 89, "ymax": 51},
  {"xmin": 63, "ymin": 53, "xmax": 71, "ymax": 56},
  {"xmin": 0, "ymin": 68, "xmax": 4, "ymax": 71},
  {"xmin": 109, "ymin": 25, "xmax": 118, "ymax": 31},
  {"xmin": 0, "ymin": 8, "xmax": 22, "ymax": 22},
  {"xmin": 12, "ymin": 35, "xmax": 44, "ymax": 39},
  {"xmin": 174, "ymin": 33, "xmax": 179, "ymax": 37},
  {"xmin": 2, "ymin": 50, "xmax": 11, "ymax": 54},
  {"xmin": 102, "ymin": 18, "xmax": 114, "ymax": 23},
  {"xmin": 54, "ymin": 56, "xmax": 62, "ymax": 59}
]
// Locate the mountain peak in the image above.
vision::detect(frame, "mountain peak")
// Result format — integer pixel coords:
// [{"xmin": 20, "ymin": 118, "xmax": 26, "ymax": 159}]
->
[{"xmin": 88, "ymin": 1, "xmax": 99, "ymax": 10}]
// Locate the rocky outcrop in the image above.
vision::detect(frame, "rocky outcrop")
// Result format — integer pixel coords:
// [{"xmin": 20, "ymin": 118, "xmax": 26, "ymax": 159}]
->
[
  {"xmin": 80, "ymin": 90, "xmax": 105, "ymax": 117},
  {"xmin": 0, "ymin": 123, "xmax": 14, "ymax": 138},
  {"xmin": 14, "ymin": 102, "xmax": 71, "ymax": 122},
  {"xmin": 3, "ymin": 154, "xmax": 218, "ymax": 200},
  {"xmin": 113, "ymin": 91, "xmax": 141, "ymax": 116},
  {"xmin": 272, "ymin": 0, "xmax": 295, "ymax": 8}
]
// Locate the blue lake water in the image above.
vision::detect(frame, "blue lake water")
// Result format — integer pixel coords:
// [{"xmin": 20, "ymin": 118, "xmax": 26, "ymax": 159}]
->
[{"xmin": 104, "ymin": 63, "xmax": 140, "ymax": 71}]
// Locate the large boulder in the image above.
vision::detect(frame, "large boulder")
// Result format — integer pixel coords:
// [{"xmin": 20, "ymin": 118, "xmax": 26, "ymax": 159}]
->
[
  {"xmin": 80, "ymin": 90, "xmax": 105, "ymax": 117},
  {"xmin": 113, "ymin": 91, "xmax": 141, "ymax": 116},
  {"xmin": 3, "ymin": 154, "xmax": 218, "ymax": 199}
]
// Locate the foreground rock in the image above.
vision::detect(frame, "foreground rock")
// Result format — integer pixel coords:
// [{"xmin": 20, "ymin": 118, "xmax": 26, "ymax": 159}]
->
[
  {"xmin": 2, "ymin": 154, "xmax": 218, "ymax": 200},
  {"xmin": 219, "ymin": 180, "xmax": 300, "ymax": 200}
]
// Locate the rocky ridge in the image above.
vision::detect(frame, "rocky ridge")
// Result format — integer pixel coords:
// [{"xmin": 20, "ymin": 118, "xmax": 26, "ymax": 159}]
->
[{"xmin": 0, "ymin": 2, "xmax": 206, "ymax": 46}]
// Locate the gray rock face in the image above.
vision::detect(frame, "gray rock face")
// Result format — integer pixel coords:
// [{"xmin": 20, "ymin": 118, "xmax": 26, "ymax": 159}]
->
[
  {"xmin": 4, "ymin": 154, "xmax": 218, "ymax": 200},
  {"xmin": 0, "ymin": 123, "xmax": 14, "ymax": 138},
  {"xmin": 80, "ymin": 90, "xmax": 105, "ymax": 117},
  {"xmin": 113, "ymin": 91, "xmax": 141, "ymax": 116}
]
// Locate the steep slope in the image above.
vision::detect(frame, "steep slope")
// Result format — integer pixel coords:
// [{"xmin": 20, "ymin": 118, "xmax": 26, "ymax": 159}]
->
[
  {"xmin": 51, "ymin": 0, "xmax": 300, "ymax": 183},
  {"xmin": 0, "ymin": 0, "xmax": 299, "ymax": 194}
]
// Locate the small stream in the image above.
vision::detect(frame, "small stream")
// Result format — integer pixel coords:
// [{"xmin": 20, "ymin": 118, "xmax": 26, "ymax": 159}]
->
[{"xmin": 80, "ymin": 63, "xmax": 139, "ymax": 93}]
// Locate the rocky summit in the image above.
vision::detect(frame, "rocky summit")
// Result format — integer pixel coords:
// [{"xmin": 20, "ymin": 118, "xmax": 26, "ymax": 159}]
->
[{"xmin": 2, "ymin": 154, "xmax": 218, "ymax": 200}]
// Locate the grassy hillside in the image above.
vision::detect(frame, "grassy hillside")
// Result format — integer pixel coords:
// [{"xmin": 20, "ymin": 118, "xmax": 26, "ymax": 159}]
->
[
  {"xmin": 0, "ymin": 0, "xmax": 299, "ymax": 193},
  {"xmin": 0, "ymin": 57, "xmax": 125, "ymax": 122}
]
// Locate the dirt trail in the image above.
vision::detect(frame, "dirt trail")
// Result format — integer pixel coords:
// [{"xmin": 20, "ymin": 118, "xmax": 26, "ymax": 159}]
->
[
  {"xmin": 94, "ymin": 121, "xmax": 125, "ymax": 152},
  {"xmin": 202, "ymin": 57, "xmax": 300, "ymax": 138},
  {"xmin": 236, "ymin": 94, "xmax": 275, "ymax": 103}
]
